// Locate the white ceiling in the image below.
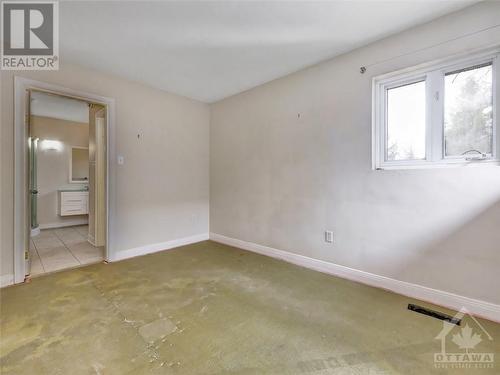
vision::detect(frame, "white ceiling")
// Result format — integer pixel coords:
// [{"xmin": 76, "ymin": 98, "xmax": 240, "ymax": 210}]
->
[
  {"xmin": 60, "ymin": 1, "xmax": 477, "ymax": 103},
  {"xmin": 31, "ymin": 91, "xmax": 89, "ymax": 123}
]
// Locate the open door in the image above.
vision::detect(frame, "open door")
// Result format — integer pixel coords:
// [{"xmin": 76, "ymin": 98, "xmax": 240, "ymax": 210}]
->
[
  {"xmin": 88, "ymin": 105, "xmax": 107, "ymax": 247},
  {"xmin": 26, "ymin": 89, "xmax": 41, "ymax": 277}
]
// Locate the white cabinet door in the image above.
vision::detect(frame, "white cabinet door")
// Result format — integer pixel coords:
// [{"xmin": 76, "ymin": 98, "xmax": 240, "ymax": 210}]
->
[{"xmin": 59, "ymin": 191, "xmax": 89, "ymax": 216}]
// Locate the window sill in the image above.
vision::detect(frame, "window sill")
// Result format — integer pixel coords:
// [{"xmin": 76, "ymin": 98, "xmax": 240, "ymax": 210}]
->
[{"xmin": 375, "ymin": 159, "xmax": 500, "ymax": 170}]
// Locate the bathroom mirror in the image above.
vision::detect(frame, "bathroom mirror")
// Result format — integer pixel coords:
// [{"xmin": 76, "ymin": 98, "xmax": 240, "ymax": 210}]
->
[{"xmin": 70, "ymin": 147, "xmax": 89, "ymax": 183}]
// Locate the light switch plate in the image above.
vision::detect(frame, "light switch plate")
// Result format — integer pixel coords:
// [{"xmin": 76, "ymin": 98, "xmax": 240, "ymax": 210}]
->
[{"xmin": 325, "ymin": 231, "xmax": 333, "ymax": 243}]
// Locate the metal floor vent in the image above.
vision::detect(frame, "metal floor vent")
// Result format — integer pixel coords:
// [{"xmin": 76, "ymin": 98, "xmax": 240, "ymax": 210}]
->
[{"xmin": 408, "ymin": 304, "xmax": 461, "ymax": 326}]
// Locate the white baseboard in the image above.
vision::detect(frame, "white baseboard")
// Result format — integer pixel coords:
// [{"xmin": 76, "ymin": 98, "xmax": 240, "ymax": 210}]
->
[
  {"xmin": 1, "ymin": 274, "xmax": 14, "ymax": 288},
  {"xmin": 39, "ymin": 219, "xmax": 89, "ymax": 230},
  {"xmin": 209, "ymin": 233, "xmax": 500, "ymax": 323},
  {"xmin": 110, "ymin": 233, "xmax": 209, "ymax": 262}
]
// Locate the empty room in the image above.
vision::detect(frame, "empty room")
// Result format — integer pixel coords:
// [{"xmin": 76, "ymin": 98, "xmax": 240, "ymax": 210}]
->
[{"xmin": 0, "ymin": 1, "xmax": 499, "ymax": 374}]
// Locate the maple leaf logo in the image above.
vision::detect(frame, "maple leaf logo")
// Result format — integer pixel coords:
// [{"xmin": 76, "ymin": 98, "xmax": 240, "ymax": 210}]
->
[{"xmin": 452, "ymin": 324, "xmax": 482, "ymax": 353}]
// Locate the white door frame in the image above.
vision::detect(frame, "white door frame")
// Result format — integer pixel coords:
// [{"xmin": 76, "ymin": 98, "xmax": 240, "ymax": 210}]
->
[{"xmin": 14, "ymin": 76, "xmax": 116, "ymax": 284}]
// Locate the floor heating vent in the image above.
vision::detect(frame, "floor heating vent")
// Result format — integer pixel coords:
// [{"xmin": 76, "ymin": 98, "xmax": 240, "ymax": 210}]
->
[{"xmin": 407, "ymin": 304, "xmax": 461, "ymax": 325}]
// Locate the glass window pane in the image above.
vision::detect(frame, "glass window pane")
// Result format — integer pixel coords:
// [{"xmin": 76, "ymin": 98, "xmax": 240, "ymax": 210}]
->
[
  {"xmin": 386, "ymin": 80, "xmax": 426, "ymax": 161},
  {"xmin": 444, "ymin": 63, "xmax": 493, "ymax": 157}
]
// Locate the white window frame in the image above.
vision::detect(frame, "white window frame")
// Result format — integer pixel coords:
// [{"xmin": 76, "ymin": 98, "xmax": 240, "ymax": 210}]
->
[{"xmin": 372, "ymin": 48, "xmax": 500, "ymax": 170}]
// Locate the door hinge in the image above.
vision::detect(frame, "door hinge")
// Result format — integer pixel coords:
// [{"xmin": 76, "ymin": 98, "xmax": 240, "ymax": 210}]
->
[{"xmin": 25, "ymin": 251, "xmax": 29, "ymax": 260}]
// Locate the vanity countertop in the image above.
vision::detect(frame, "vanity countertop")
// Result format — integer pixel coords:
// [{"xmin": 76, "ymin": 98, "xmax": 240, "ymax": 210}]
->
[{"xmin": 58, "ymin": 186, "xmax": 88, "ymax": 192}]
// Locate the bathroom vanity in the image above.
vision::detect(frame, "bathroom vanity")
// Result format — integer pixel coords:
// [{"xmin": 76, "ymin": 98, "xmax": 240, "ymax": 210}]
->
[{"xmin": 59, "ymin": 190, "xmax": 89, "ymax": 216}]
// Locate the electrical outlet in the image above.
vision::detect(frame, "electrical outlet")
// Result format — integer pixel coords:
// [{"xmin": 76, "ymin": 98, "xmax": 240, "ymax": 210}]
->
[{"xmin": 325, "ymin": 231, "xmax": 333, "ymax": 243}]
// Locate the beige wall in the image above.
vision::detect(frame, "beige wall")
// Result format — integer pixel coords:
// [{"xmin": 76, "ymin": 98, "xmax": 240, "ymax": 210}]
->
[
  {"xmin": 210, "ymin": 2, "xmax": 500, "ymax": 304},
  {"xmin": 31, "ymin": 116, "xmax": 89, "ymax": 228},
  {"xmin": 1, "ymin": 63, "xmax": 210, "ymax": 279}
]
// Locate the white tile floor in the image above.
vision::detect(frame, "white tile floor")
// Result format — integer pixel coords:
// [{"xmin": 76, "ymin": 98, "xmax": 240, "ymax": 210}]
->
[{"xmin": 30, "ymin": 225, "xmax": 104, "ymax": 276}]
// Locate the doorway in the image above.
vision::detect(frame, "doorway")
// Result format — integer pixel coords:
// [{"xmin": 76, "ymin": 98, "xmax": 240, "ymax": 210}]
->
[
  {"xmin": 14, "ymin": 77, "xmax": 116, "ymax": 283},
  {"xmin": 27, "ymin": 92, "xmax": 107, "ymax": 276}
]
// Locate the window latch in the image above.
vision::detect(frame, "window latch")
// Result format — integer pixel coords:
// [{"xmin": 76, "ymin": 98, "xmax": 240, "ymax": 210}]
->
[{"xmin": 462, "ymin": 149, "xmax": 487, "ymax": 161}]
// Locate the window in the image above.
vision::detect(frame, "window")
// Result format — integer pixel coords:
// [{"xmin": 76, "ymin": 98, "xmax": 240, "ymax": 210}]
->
[
  {"xmin": 444, "ymin": 63, "xmax": 493, "ymax": 157},
  {"xmin": 386, "ymin": 80, "xmax": 426, "ymax": 161},
  {"xmin": 373, "ymin": 50, "xmax": 499, "ymax": 169}
]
